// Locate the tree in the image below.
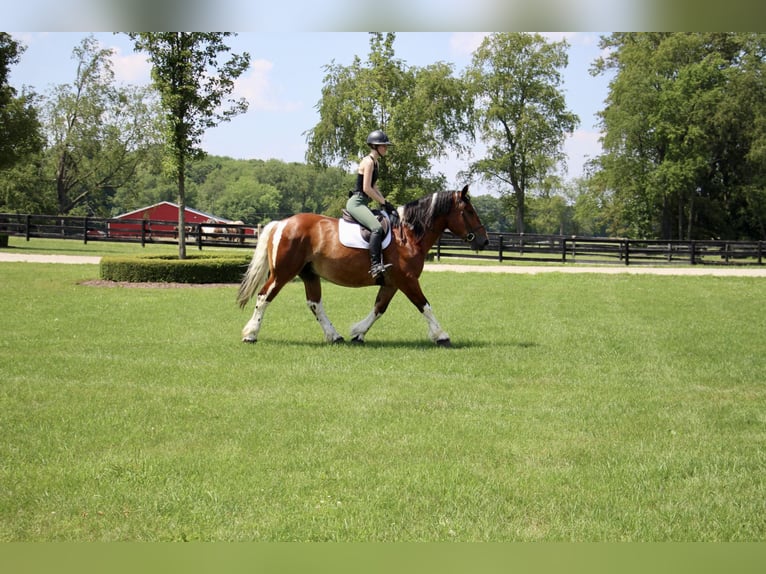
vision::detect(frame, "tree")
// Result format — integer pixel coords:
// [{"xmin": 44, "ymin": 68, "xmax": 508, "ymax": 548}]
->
[
  {"xmin": 127, "ymin": 33, "xmax": 250, "ymax": 258},
  {"xmin": 464, "ymin": 33, "xmax": 579, "ymax": 234},
  {"xmin": 470, "ymin": 194, "xmax": 512, "ymax": 232},
  {"xmin": 526, "ymin": 175, "xmax": 570, "ymax": 235},
  {"xmin": 0, "ymin": 33, "xmax": 43, "ymax": 174},
  {"xmin": 306, "ymin": 32, "xmax": 472, "ymax": 205},
  {"xmin": 592, "ymin": 33, "xmax": 766, "ymax": 240},
  {"xmin": 39, "ymin": 35, "xmax": 162, "ymax": 216}
]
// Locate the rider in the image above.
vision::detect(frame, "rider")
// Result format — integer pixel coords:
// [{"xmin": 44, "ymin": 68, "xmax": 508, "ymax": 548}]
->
[{"xmin": 346, "ymin": 129, "xmax": 397, "ymax": 280}]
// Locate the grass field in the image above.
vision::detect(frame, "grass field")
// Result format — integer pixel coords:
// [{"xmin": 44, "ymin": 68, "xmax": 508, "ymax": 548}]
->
[{"xmin": 1, "ymin": 251, "xmax": 765, "ymax": 541}]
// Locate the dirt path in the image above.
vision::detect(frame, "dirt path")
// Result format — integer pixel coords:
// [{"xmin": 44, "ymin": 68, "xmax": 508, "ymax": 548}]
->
[
  {"xmin": 0, "ymin": 252, "xmax": 102, "ymax": 265},
  {"xmin": 424, "ymin": 263, "xmax": 766, "ymax": 277}
]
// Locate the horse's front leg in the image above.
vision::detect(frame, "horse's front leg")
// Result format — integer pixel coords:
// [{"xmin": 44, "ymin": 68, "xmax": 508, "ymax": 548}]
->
[
  {"xmin": 400, "ymin": 280, "xmax": 451, "ymax": 347},
  {"xmin": 350, "ymin": 286, "xmax": 397, "ymax": 344},
  {"xmin": 421, "ymin": 303, "xmax": 451, "ymax": 347}
]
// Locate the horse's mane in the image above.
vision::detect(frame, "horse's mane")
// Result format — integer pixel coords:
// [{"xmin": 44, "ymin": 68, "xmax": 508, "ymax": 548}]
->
[{"xmin": 400, "ymin": 191, "xmax": 455, "ymax": 240}]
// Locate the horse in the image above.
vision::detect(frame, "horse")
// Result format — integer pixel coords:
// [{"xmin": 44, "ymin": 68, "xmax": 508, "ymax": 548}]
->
[{"xmin": 236, "ymin": 185, "xmax": 489, "ymax": 346}]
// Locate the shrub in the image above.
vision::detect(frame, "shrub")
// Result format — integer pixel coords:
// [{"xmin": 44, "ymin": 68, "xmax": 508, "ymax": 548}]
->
[{"xmin": 100, "ymin": 253, "xmax": 252, "ymax": 284}]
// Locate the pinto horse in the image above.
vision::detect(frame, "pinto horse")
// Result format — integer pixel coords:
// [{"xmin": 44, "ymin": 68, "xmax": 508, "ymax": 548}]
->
[{"xmin": 236, "ymin": 185, "xmax": 488, "ymax": 346}]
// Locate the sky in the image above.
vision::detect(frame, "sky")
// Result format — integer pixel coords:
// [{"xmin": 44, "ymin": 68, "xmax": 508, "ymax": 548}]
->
[{"xmin": 8, "ymin": 32, "xmax": 613, "ymax": 196}]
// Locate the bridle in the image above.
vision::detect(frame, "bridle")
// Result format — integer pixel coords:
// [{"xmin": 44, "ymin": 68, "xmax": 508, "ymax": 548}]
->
[{"xmin": 460, "ymin": 206, "xmax": 486, "ymax": 244}]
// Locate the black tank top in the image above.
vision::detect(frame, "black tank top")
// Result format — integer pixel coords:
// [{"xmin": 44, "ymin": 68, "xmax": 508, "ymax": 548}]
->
[{"xmin": 354, "ymin": 155, "xmax": 378, "ymax": 194}]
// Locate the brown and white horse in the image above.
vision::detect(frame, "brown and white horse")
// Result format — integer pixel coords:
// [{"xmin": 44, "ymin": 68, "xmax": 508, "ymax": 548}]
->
[{"xmin": 236, "ymin": 185, "xmax": 488, "ymax": 346}]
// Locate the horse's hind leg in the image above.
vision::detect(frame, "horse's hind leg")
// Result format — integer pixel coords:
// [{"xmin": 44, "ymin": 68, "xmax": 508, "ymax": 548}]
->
[
  {"xmin": 242, "ymin": 276, "xmax": 280, "ymax": 343},
  {"xmin": 242, "ymin": 269, "xmax": 297, "ymax": 343},
  {"xmin": 301, "ymin": 265, "xmax": 343, "ymax": 344}
]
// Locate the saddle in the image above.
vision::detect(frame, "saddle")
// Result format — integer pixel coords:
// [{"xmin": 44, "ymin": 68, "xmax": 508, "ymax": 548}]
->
[{"xmin": 338, "ymin": 209, "xmax": 393, "ymax": 250}]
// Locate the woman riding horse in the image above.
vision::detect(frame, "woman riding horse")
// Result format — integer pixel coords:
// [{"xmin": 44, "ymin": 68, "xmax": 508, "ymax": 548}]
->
[{"xmin": 346, "ymin": 129, "xmax": 398, "ymax": 280}]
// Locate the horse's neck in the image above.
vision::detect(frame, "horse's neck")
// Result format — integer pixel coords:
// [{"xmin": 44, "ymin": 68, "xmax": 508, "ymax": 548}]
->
[{"xmin": 398, "ymin": 216, "xmax": 448, "ymax": 254}]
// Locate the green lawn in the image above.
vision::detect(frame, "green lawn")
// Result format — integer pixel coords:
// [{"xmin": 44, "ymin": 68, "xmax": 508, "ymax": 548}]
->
[{"xmin": 1, "ymin": 260, "xmax": 765, "ymax": 541}]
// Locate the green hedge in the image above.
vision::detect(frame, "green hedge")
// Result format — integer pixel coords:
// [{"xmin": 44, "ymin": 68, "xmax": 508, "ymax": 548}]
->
[{"xmin": 100, "ymin": 253, "xmax": 252, "ymax": 284}]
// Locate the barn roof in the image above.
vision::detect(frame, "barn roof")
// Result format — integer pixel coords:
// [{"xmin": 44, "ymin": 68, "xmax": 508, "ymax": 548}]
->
[{"xmin": 114, "ymin": 201, "xmax": 233, "ymax": 223}]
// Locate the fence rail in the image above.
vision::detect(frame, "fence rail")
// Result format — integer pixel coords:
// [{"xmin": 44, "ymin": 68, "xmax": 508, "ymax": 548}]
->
[
  {"xmin": 0, "ymin": 213, "xmax": 259, "ymax": 250},
  {"xmin": 1, "ymin": 213, "xmax": 764, "ymax": 266},
  {"xmin": 436, "ymin": 232, "xmax": 765, "ymax": 266}
]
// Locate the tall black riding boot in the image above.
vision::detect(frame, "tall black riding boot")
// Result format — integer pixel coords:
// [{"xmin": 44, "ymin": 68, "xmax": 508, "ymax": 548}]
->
[{"xmin": 368, "ymin": 228, "xmax": 391, "ymax": 280}]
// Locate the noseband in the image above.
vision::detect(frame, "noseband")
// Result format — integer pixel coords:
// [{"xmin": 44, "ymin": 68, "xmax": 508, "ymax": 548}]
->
[{"xmin": 460, "ymin": 208, "xmax": 486, "ymax": 244}]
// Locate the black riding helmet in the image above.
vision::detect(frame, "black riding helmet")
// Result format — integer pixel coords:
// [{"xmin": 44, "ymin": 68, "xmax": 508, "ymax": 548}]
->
[{"xmin": 366, "ymin": 129, "xmax": 394, "ymax": 147}]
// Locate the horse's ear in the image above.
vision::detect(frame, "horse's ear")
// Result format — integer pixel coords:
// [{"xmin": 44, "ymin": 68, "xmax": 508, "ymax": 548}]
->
[{"xmin": 460, "ymin": 185, "xmax": 470, "ymax": 201}]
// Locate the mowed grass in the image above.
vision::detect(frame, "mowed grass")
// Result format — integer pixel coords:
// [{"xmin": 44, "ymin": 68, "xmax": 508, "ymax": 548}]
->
[{"xmin": 1, "ymin": 261, "xmax": 765, "ymax": 541}]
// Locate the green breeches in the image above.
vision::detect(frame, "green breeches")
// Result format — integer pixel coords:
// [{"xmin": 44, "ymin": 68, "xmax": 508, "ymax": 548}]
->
[{"xmin": 345, "ymin": 193, "xmax": 382, "ymax": 232}]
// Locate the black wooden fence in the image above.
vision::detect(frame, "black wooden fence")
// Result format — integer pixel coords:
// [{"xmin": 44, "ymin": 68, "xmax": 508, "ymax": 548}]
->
[
  {"xmin": 0, "ymin": 213, "xmax": 260, "ymax": 250},
  {"xmin": 1, "ymin": 212, "xmax": 764, "ymax": 266},
  {"xmin": 435, "ymin": 232, "xmax": 765, "ymax": 266}
]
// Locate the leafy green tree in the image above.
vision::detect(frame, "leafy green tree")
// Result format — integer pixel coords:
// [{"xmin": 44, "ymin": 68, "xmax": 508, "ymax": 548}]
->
[
  {"xmin": 593, "ymin": 33, "xmax": 766, "ymax": 240},
  {"xmin": 526, "ymin": 175, "xmax": 571, "ymax": 235},
  {"xmin": 127, "ymin": 32, "xmax": 250, "ymax": 258},
  {"xmin": 0, "ymin": 33, "xmax": 43, "ymax": 193},
  {"xmin": 40, "ymin": 35, "xmax": 162, "ymax": 216},
  {"xmin": 215, "ymin": 180, "xmax": 282, "ymax": 224},
  {"xmin": 110, "ymin": 145, "xmax": 175, "ymax": 215},
  {"xmin": 306, "ymin": 32, "xmax": 472, "ymax": 205},
  {"xmin": 470, "ymin": 194, "xmax": 512, "ymax": 232},
  {"xmin": 568, "ymin": 176, "xmax": 608, "ymax": 237},
  {"xmin": 464, "ymin": 33, "xmax": 579, "ymax": 234}
]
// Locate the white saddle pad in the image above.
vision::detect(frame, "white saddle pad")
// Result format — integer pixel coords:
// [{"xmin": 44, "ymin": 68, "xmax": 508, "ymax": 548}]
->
[{"xmin": 338, "ymin": 216, "xmax": 393, "ymax": 250}]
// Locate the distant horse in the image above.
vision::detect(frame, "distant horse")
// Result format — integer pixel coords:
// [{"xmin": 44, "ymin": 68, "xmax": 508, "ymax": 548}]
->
[
  {"xmin": 202, "ymin": 218, "xmax": 244, "ymax": 242},
  {"xmin": 237, "ymin": 185, "xmax": 488, "ymax": 346}
]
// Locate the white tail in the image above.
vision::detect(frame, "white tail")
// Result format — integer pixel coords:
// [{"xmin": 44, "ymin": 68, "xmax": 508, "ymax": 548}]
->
[{"xmin": 236, "ymin": 221, "xmax": 278, "ymax": 309}]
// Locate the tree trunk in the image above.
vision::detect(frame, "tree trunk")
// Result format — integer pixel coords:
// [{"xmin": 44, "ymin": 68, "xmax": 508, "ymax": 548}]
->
[
  {"xmin": 515, "ymin": 187, "xmax": 525, "ymax": 234},
  {"xmin": 177, "ymin": 154, "xmax": 187, "ymax": 259}
]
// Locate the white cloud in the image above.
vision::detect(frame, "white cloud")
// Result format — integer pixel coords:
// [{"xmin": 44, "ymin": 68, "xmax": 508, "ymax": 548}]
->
[
  {"xmin": 563, "ymin": 129, "xmax": 603, "ymax": 178},
  {"xmin": 235, "ymin": 59, "xmax": 302, "ymax": 113},
  {"xmin": 449, "ymin": 33, "xmax": 489, "ymax": 58},
  {"xmin": 105, "ymin": 46, "xmax": 302, "ymax": 115},
  {"xmin": 110, "ymin": 47, "xmax": 152, "ymax": 84}
]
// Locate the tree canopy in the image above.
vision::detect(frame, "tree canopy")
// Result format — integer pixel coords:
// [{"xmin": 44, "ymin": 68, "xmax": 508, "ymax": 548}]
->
[
  {"xmin": 0, "ymin": 33, "xmax": 43, "ymax": 173},
  {"xmin": 463, "ymin": 33, "xmax": 579, "ymax": 234},
  {"xmin": 305, "ymin": 32, "xmax": 473, "ymax": 205},
  {"xmin": 127, "ymin": 32, "xmax": 250, "ymax": 257},
  {"xmin": 593, "ymin": 32, "xmax": 766, "ymax": 240},
  {"xmin": 3, "ymin": 32, "xmax": 766, "ymax": 241}
]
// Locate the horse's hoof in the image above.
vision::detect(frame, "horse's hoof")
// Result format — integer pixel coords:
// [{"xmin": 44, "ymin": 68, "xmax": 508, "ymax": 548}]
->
[
  {"xmin": 350, "ymin": 336, "xmax": 365, "ymax": 345},
  {"xmin": 331, "ymin": 337, "xmax": 345, "ymax": 345},
  {"xmin": 242, "ymin": 337, "xmax": 257, "ymax": 344},
  {"xmin": 436, "ymin": 338, "xmax": 452, "ymax": 348}
]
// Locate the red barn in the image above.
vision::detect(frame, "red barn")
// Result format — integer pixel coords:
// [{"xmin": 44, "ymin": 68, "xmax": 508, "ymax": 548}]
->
[{"xmin": 108, "ymin": 201, "xmax": 255, "ymax": 240}]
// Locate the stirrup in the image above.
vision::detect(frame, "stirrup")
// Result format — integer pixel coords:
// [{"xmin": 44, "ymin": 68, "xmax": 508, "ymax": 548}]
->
[{"xmin": 369, "ymin": 262, "xmax": 392, "ymax": 278}]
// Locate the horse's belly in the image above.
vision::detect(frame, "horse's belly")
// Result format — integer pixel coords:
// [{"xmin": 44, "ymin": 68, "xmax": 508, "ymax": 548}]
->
[{"xmin": 311, "ymin": 253, "xmax": 377, "ymax": 288}]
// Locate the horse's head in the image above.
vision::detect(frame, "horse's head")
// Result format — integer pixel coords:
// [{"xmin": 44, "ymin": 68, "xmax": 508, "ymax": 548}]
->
[{"xmin": 448, "ymin": 185, "xmax": 489, "ymax": 251}]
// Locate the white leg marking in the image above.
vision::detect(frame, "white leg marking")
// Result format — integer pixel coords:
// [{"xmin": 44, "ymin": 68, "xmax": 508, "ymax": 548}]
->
[
  {"xmin": 421, "ymin": 304, "xmax": 450, "ymax": 343},
  {"xmin": 242, "ymin": 292, "xmax": 271, "ymax": 342},
  {"xmin": 350, "ymin": 309, "xmax": 381, "ymax": 342},
  {"xmin": 307, "ymin": 300, "xmax": 342, "ymax": 342}
]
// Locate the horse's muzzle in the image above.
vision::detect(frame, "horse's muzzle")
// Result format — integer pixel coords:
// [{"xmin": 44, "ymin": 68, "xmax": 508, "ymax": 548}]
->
[{"xmin": 466, "ymin": 233, "xmax": 489, "ymax": 251}]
